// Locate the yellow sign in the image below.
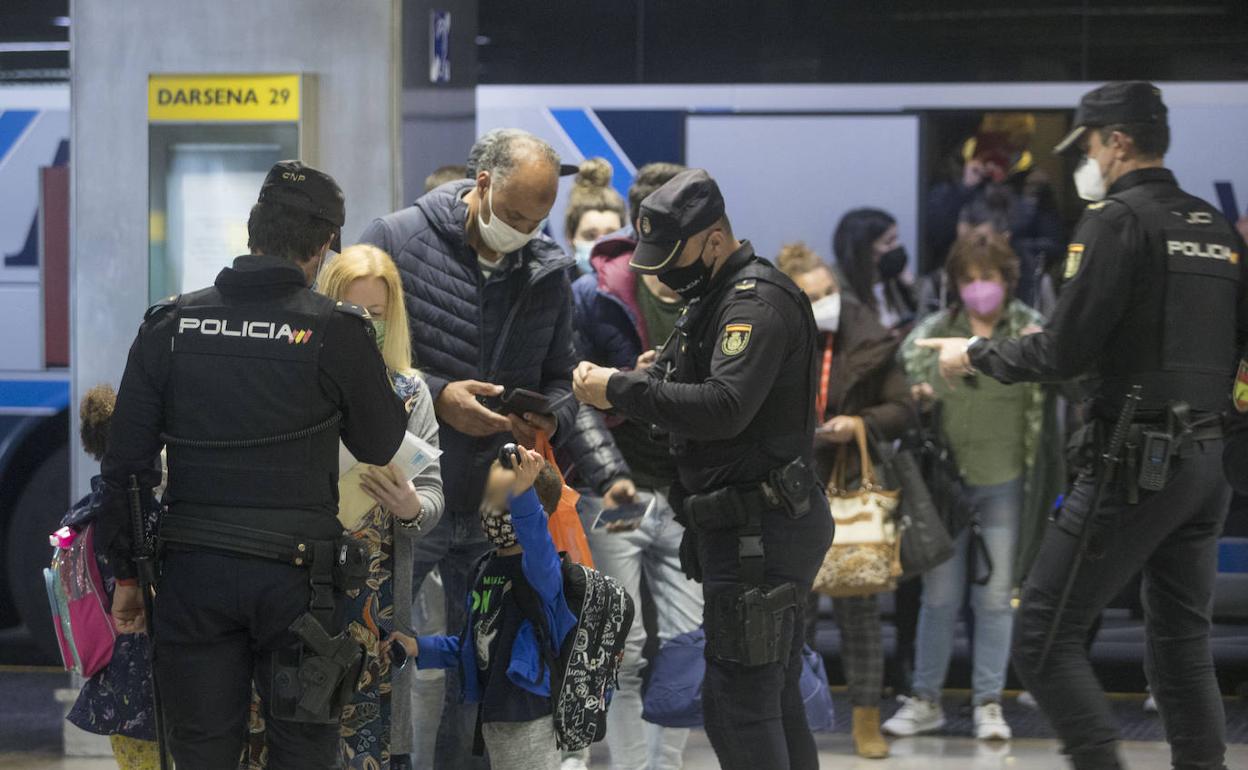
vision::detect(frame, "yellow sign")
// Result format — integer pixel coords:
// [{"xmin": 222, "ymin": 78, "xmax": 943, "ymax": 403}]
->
[{"xmin": 148, "ymin": 74, "xmax": 300, "ymax": 122}]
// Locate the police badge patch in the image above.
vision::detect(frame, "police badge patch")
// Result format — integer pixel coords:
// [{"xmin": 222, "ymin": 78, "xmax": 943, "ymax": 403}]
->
[
  {"xmin": 721, "ymin": 323, "xmax": 752, "ymax": 356},
  {"xmin": 1064, "ymin": 243, "xmax": 1085, "ymax": 279},
  {"xmin": 1234, "ymin": 356, "xmax": 1248, "ymax": 413}
]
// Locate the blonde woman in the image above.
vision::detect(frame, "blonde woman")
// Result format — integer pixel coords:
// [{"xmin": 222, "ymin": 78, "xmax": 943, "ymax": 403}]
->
[{"xmin": 245, "ymin": 245, "xmax": 444, "ymax": 770}]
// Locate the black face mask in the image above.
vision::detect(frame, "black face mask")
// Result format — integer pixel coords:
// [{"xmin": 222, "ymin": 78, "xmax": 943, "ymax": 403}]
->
[
  {"xmin": 876, "ymin": 246, "xmax": 908, "ymax": 280},
  {"xmin": 658, "ymin": 237, "xmax": 713, "ymax": 300}
]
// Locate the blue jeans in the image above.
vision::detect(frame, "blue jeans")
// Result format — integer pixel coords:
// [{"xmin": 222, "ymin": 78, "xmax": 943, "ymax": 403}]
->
[
  {"xmin": 581, "ymin": 491, "xmax": 704, "ymax": 770},
  {"xmin": 408, "ymin": 511, "xmax": 493, "ymax": 770},
  {"xmin": 912, "ymin": 476, "xmax": 1022, "ymax": 706}
]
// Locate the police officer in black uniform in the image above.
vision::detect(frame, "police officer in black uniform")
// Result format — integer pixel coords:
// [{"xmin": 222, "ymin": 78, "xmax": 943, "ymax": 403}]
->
[
  {"xmin": 100, "ymin": 161, "xmax": 407, "ymax": 770},
  {"xmin": 572, "ymin": 169, "xmax": 833, "ymax": 770},
  {"xmin": 921, "ymin": 83, "xmax": 1248, "ymax": 770}
]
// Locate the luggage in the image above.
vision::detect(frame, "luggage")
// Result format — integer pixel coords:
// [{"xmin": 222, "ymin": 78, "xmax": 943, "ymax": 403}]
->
[{"xmin": 642, "ymin": 628, "xmax": 836, "ymax": 732}]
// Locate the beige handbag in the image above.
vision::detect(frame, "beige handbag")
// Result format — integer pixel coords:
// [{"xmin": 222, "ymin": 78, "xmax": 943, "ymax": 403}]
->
[{"xmin": 813, "ymin": 417, "xmax": 903, "ymax": 598}]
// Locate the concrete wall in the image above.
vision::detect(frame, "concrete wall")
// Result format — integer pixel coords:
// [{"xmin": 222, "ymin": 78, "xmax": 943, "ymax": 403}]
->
[
  {"xmin": 70, "ymin": 0, "xmax": 402, "ymax": 496},
  {"xmin": 400, "ymin": 87, "xmax": 475, "ymax": 205},
  {"xmin": 398, "ymin": 0, "xmax": 477, "ymax": 206}
]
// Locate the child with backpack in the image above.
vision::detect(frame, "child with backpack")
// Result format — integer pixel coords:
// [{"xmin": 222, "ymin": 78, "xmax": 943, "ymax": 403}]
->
[
  {"xmin": 57, "ymin": 384, "xmax": 160, "ymax": 769},
  {"xmin": 389, "ymin": 445, "xmax": 588, "ymax": 770}
]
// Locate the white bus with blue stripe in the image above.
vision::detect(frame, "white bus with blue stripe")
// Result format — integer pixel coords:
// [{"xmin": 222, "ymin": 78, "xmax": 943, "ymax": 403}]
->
[{"xmin": 0, "ymin": 85, "xmax": 71, "ymax": 661}]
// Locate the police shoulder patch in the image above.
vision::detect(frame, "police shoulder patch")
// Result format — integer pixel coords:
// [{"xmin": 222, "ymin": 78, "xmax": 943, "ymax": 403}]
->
[
  {"xmin": 1234, "ymin": 357, "xmax": 1248, "ymax": 414},
  {"xmin": 721, "ymin": 323, "xmax": 752, "ymax": 356},
  {"xmin": 144, "ymin": 294, "xmax": 179, "ymax": 321},
  {"xmin": 1063, "ymin": 243, "xmax": 1085, "ymax": 280},
  {"xmin": 333, "ymin": 300, "xmax": 372, "ymax": 322}
]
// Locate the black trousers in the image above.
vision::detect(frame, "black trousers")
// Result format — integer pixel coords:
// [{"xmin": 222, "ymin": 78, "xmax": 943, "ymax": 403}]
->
[
  {"xmin": 153, "ymin": 550, "xmax": 341, "ymax": 770},
  {"xmin": 698, "ymin": 498, "xmax": 833, "ymax": 770},
  {"xmin": 1012, "ymin": 438, "xmax": 1230, "ymax": 770}
]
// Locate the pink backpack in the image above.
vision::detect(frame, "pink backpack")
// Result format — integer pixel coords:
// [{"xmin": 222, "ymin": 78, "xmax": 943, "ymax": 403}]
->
[{"xmin": 45, "ymin": 524, "xmax": 117, "ymax": 677}]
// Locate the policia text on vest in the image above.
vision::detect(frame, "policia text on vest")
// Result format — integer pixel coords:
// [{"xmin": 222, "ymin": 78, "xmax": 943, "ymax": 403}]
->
[
  {"xmin": 577, "ymin": 169, "xmax": 835, "ymax": 770},
  {"xmin": 97, "ymin": 161, "xmax": 407, "ymax": 770},
  {"xmin": 930, "ymin": 82, "xmax": 1247, "ymax": 770}
]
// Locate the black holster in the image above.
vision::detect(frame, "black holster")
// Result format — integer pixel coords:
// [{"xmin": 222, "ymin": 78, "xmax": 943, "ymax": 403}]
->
[
  {"xmin": 157, "ymin": 514, "xmax": 369, "ymax": 723},
  {"xmin": 269, "ymin": 613, "xmax": 365, "ymax": 724},
  {"xmin": 683, "ymin": 457, "xmax": 816, "ymax": 532},
  {"xmin": 705, "ymin": 583, "xmax": 799, "ymax": 667}
]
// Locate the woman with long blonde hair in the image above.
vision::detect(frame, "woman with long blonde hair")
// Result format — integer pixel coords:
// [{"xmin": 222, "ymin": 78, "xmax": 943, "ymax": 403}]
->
[{"xmin": 245, "ymin": 244, "xmax": 444, "ymax": 770}]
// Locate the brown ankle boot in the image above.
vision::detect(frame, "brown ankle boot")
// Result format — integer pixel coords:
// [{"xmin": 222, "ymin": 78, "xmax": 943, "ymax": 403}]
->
[{"xmin": 852, "ymin": 706, "xmax": 890, "ymax": 759}]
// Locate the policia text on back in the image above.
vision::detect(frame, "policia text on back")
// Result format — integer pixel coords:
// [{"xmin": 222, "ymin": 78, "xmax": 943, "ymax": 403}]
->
[{"xmin": 98, "ymin": 161, "xmax": 407, "ymax": 770}]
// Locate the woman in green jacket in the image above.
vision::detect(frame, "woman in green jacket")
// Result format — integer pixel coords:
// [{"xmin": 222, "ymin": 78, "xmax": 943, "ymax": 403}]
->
[{"xmin": 886, "ymin": 234, "xmax": 1063, "ymax": 743}]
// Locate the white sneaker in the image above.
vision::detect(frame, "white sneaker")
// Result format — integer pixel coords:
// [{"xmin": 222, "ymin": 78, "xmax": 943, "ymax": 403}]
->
[
  {"xmin": 560, "ymin": 759, "xmax": 589, "ymax": 770},
  {"xmin": 974, "ymin": 702, "xmax": 1012, "ymax": 741},
  {"xmin": 1143, "ymin": 693, "xmax": 1158, "ymax": 713},
  {"xmin": 1017, "ymin": 690, "xmax": 1038, "ymax": 709},
  {"xmin": 882, "ymin": 696, "xmax": 946, "ymax": 736}
]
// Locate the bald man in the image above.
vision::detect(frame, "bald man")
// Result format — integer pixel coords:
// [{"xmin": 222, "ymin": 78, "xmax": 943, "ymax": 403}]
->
[{"xmin": 359, "ymin": 130, "xmax": 633, "ymax": 767}]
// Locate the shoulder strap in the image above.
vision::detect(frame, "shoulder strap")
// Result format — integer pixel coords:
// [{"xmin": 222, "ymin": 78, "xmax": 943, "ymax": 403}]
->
[
  {"xmin": 331, "ymin": 299, "xmax": 371, "ymax": 322},
  {"xmin": 145, "ymin": 294, "xmax": 180, "ymax": 321}
]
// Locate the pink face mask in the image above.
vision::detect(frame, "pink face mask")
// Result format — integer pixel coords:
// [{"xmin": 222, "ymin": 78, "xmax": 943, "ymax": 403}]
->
[{"xmin": 959, "ymin": 279, "xmax": 1005, "ymax": 317}]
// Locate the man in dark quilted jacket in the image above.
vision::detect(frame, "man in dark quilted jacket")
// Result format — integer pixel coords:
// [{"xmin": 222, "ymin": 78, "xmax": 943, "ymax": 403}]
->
[{"xmin": 359, "ymin": 129, "xmax": 631, "ymax": 767}]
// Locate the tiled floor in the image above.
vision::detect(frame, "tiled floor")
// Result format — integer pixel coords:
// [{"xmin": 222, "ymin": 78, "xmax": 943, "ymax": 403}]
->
[
  {"xmin": 4, "ymin": 735, "xmax": 1248, "ymax": 769},
  {"xmin": 2, "ymin": 666, "xmax": 1244, "ymax": 769}
]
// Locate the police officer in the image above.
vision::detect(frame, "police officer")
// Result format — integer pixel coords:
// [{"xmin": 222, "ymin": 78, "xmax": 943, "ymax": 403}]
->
[
  {"xmin": 100, "ymin": 161, "xmax": 407, "ymax": 769},
  {"xmin": 921, "ymin": 83, "xmax": 1248, "ymax": 770},
  {"xmin": 572, "ymin": 169, "xmax": 833, "ymax": 770}
]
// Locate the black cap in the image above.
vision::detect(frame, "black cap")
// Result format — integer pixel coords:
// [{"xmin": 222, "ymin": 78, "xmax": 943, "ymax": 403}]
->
[
  {"xmin": 258, "ymin": 160, "xmax": 346, "ymax": 250},
  {"xmin": 629, "ymin": 168, "xmax": 726, "ymax": 273},
  {"xmin": 1054, "ymin": 81, "xmax": 1168, "ymax": 156}
]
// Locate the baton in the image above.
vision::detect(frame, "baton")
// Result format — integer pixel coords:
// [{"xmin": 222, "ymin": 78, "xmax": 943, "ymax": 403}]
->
[
  {"xmin": 129, "ymin": 475, "xmax": 171, "ymax": 770},
  {"xmin": 1036, "ymin": 385, "xmax": 1141, "ymax": 672}
]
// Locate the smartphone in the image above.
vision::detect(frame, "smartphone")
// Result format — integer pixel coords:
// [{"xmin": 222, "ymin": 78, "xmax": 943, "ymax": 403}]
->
[
  {"xmin": 480, "ymin": 388, "xmax": 547, "ymax": 416},
  {"xmin": 593, "ymin": 498, "xmax": 655, "ymax": 530},
  {"xmin": 502, "ymin": 388, "xmax": 552, "ymax": 416},
  {"xmin": 1215, "ymin": 181, "xmax": 1241, "ymax": 223}
]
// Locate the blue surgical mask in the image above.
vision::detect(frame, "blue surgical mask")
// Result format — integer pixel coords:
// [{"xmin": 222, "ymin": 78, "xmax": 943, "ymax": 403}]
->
[{"xmin": 573, "ymin": 240, "xmax": 595, "ymax": 274}]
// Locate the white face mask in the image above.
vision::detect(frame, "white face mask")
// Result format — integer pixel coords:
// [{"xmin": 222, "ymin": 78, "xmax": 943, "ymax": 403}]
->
[
  {"xmin": 811, "ymin": 292, "xmax": 841, "ymax": 333},
  {"xmin": 573, "ymin": 240, "xmax": 594, "ymax": 273},
  {"xmin": 478, "ymin": 182, "xmax": 540, "ymax": 254},
  {"xmin": 1073, "ymin": 155, "xmax": 1107, "ymax": 202}
]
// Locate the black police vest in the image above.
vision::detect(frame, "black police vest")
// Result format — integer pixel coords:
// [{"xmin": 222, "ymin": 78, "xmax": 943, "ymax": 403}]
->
[
  {"xmin": 671, "ymin": 258, "xmax": 819, "ymax": 485},
  {"xmin": 160, "ymin": 286, "xmax": 343, "ymax": 519},
  {"xmin": 1098, "ymin": 179, "xmax": 1243, "ymax": 414}
]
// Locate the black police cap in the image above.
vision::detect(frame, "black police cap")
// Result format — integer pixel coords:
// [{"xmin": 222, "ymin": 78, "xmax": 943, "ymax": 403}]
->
[
  {"xmin": 258, "ymin": 160, "xmax": 346, "ymax": 249},
  {"xmin": 1054, "ymin": 81, "xmax": 1168, "ymax": 156},
  {"xmin": 629, "ymin": 168, "xmax": 726, "ymax": 273}
]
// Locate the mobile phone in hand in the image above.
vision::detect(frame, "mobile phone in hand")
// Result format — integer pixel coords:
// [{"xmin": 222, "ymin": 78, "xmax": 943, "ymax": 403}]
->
[{"xmin": 593, "ymin": 498, "xmax": 655, "ymax": 530}]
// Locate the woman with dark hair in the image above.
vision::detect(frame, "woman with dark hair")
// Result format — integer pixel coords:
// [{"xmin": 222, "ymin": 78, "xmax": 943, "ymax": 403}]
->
[{"xmin": 832, "ymin": 208, "xmax": 918, "ymax": 334}]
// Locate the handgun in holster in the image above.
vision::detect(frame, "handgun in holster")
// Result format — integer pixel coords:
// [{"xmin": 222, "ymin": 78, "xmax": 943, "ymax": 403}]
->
[
  {"xmin": 270, "ymin": 541, "xmax": 369, "ymax": 724},
  {"xmin": 705, "ymin": 583, "xmax": 799, "ymax": 667}
]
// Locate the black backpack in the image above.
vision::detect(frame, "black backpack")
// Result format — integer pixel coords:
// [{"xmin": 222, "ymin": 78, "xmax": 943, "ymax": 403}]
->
[{"xmin": 513, "ymin": 554, "xmax": 636, "ymax": 751}]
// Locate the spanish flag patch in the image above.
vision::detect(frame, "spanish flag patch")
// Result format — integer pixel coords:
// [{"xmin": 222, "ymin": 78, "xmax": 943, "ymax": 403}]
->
[
  {"xmin": 1064, "ymin": 243, "xmax": 1085, "ymax": 280},
  {"xmin": 721, "ymin": 323, "xmax": 752, "ymax": 356},
  {"xmin": 1234, "ymin": 357, "xmax": 1248, "ymax": 413}
]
